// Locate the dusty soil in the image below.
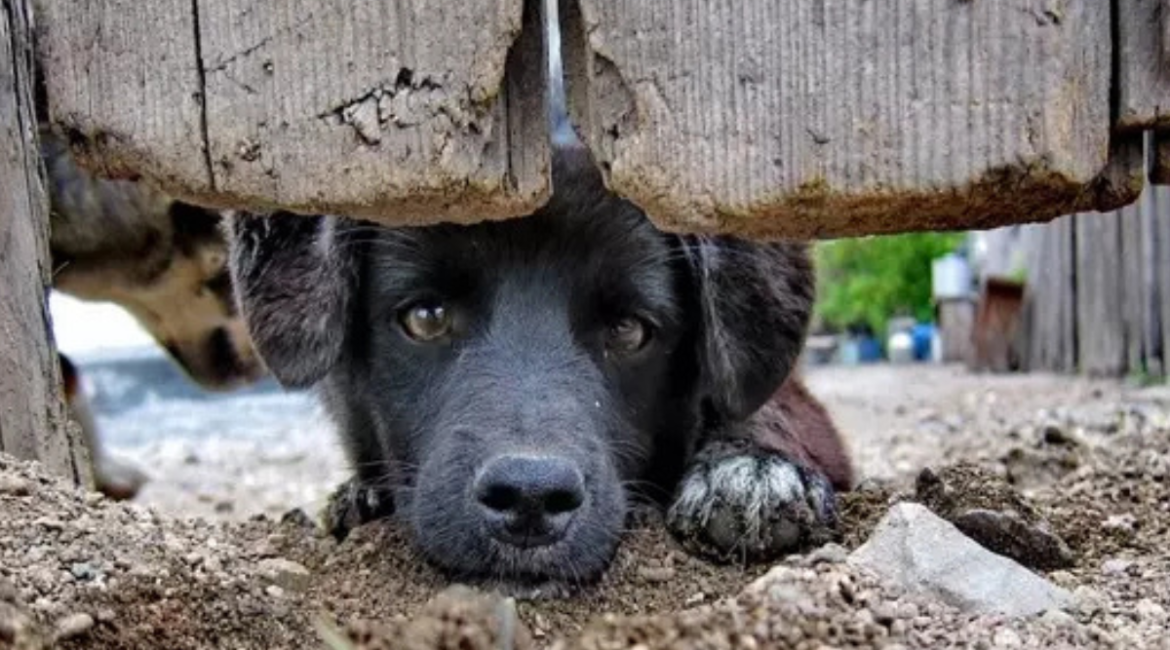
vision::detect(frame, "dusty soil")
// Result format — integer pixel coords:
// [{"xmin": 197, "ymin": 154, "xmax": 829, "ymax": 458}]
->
[{"xmin": 2, "ymin": 365, "xmax": 1168, "ymax": 649}]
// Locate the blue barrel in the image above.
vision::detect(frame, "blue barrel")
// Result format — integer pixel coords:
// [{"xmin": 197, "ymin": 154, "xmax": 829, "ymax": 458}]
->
[
  {"xmin": 912, "ymin": 323, "xmax": 935, "ymax": 361},
  {"xmin": 858, "ymin": 336, "xmax": 883, "ymax": 362}
]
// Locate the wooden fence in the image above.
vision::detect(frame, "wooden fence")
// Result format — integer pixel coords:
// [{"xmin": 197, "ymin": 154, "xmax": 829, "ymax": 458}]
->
[{"xmin": 1017, "ymin": 141, "xmax": 1170, "ymax": 378}]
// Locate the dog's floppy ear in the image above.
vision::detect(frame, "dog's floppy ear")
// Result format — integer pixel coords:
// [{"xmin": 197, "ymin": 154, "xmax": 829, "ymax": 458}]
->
[
  {"xmin": 226, "ymin": 211, "xmax": 357, "ymax": 388},
  {"xmin": 685, "ymin": 236, "xmax": 815, "ymax": 422}
]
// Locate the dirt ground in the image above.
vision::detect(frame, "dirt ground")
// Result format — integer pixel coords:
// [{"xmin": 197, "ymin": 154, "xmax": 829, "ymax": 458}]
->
[{"xmin": 2, "ymin": 364, "xmax": 1168, "ymax": 649}]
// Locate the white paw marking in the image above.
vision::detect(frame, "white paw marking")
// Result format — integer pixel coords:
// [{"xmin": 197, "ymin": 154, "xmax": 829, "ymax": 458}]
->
[{"xmin": 667, "ymin": 451, "xmax": 831, "ymax": 561}]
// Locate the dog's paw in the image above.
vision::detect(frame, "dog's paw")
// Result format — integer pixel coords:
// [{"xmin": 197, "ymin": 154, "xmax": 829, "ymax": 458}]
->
[
  {"xmin": 666, "ymin": 441, "xmax": 838, "ymax": 563},
  {"xmin": 323, "ymin": 477, "xmax": 395, "ymax": 541}
]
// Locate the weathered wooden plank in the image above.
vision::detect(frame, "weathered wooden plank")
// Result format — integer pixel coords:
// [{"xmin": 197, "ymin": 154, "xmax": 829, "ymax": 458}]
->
[
  {"xmin": 1121, "ymin": 200, "xmax": 1146, "ymax": 373},
  {"xmin": 1037, "ymin": 224, "xmax": 1056, "ymax": 372},
  {"xmin": 1116, "ymin": 0, "xmax": 1170, "ymax": 130},
  {"xmin": 0, "ymin": 0, "xmax": 91, "ymax": 485},
  {"xmin": 1075, "ymin": 213, "xmax": 1127, "ymax": 376},
  {"xmin": 1022, "ymin": 222, "xmax": 1059, "ymax": 372},
  {"xmin": 1022, "ymin": 217, "xmax": 1074, "ymax": 373},
  {"xmin": 1152, "ymin": 130, "xmax": 1170, "ymax": 185},
  {"xmin": 1139, "ymin": 180, "xmax": 1163, "ymax": 376},
  {"xmin": 1157, "ymin": 185, "xmax": 1170, "ymax": 377},
  {"xmin": 562, "ymin": 0, "xmax": 1122, "ymax": 239},
  {"xmin": 33, "ymin": 0, "xmax": 207, "ymax": 192},
  {"xmin": 1022, "ymin": 229, "xmax": 1041, "ymax": 371},
  {"xmin": 1058, "ymin": 216, "xmax": 1078, "ymax": 374},
  {"xmin": 35, "ymin": 0, "xmax": 550, "ymax": 224}
]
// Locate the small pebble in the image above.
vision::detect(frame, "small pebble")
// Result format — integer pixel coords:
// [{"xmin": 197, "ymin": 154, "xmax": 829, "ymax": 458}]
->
[
  {"xmin": 0, "ymin": 476, "xmax": 32, "ymax": 496},
  {"xmin": 684, "ymin": 592, "xmax": 706, "ymax": 607},
  {"xmin": 802, "ymin": 543, "xmax": 849, "ymax": 566},
  {"xmin": 96, "ymin": 608, "xmax": 117, "ymax": 623},
  {"xmin": 1102, "ymin": 514, "xmax": 1136, "ymax": 533},
  {"xmin": 637, "ymin": 566, "xmax": 676, "ymax": 582},
  {"xmin": 1047, "ymin": 570, "xmax": 1077, "ymax": 588},
  {"xmin": 870, "ymin": 602, "xmax": 896, "ymax": 626},
  {"xmin": 1101, "ymin": 558, "xmax": 1133, "ymax": 576},
  {"xmin": 252, "ymin": 540, "xmax": 279, "ymax": 559},
  {"xmin": 1040, "ymin": 608, "xmax": 1077, "ymax": 628},
  {"xmin": 1073, "ymin": 586, "xmax": 1106, "ymax": 615},
  {"xmin": 0, "ymin": 578, "xmax": 17, "ymax": 601},
  {"xmin": 33, "ymin": 517, "xmax": 65, "ymax": 531},
  {"xmin": 55, "ymin": 612, "xmax": 94, "ymax": 640},
  {"xmin": 257, "ymin": 558, "xmax": 311, "ymax": 593},
  {"xmin": 70, "ymin": 563, "xmax": 98, "ymax": 581},
  {"xmin": 993, "ymin": 626, "xmax": 1022, "ymax": 648},
  {"xmin": 1135, "ymin": 599, "xmax": 1167, "ymax": 622}
]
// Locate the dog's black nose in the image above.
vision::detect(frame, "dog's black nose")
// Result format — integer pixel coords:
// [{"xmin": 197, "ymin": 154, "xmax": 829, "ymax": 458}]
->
[{"xmin": 474, "ymin": 455, "xmax": 585, "ymax": 548}]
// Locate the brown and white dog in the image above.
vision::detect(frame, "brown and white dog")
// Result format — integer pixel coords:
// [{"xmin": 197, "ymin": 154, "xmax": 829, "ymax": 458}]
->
[{"xmin": 44, "ymin": 129, "xmax": 265, "ymax": 498}]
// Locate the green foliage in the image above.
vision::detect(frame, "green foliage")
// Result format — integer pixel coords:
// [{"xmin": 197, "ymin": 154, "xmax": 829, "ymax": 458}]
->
[{"xmin": 814, "ymin": 232, "xmax": 966, "ymax": 336}]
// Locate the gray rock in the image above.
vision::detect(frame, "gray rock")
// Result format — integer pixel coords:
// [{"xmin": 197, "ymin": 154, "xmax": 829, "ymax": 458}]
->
[
  {"xmin": 256, "ymin": 558, "xmax": 311, "ymax": 593},
  {"xmin": 849, "ymin": 503, "xmax": 1073, "ymax": 617}
]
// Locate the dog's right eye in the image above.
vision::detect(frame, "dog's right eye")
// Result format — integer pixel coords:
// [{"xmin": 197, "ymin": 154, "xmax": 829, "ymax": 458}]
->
[
  {"xmin": 399, "ymin": 302, "xmax": 452, "ymax": 342},
  {"xmin": 605, "ymin": 316, "xmax": 651, "ymax": 356}
]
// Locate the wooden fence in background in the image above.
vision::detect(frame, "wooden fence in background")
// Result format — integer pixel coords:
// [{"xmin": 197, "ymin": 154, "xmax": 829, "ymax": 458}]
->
[{"xmin": 1018, "ymin": 154, "xmax": 1170, "ymax": 378}]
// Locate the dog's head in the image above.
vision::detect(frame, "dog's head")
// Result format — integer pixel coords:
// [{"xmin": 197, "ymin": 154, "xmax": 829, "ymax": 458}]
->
[
  {"xmin": 228, "ymin": 146, "xmax": 813, "ymax": 584},
  {"xmin": 45, "ymin": 131, "xmax": 264, "ymax": 392},
  {"xmin": 75, "ymin": 203, "xmax": 265, "ymax": 391},
  {"xmin": 139, "ymin": 203, "xmax": 266, "ymax": 390}
]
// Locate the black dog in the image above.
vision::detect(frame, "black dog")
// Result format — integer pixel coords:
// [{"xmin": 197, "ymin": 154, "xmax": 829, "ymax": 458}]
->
[{"xmin": 227, "ymin": 145, "xmax": 853, "ymax": 586}]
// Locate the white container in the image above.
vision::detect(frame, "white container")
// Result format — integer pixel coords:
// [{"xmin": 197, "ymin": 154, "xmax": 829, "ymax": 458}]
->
[
  {"xmin": 932, "ymin": 253, "xmax": 972, "ymax": 300},
  {"xmin": 888, "ymin": 331, "xmax": 915, "ymax": 364}
]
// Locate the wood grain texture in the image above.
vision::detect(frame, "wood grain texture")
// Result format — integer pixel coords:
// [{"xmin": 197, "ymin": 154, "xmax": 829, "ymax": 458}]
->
[
  {"xmin": 1139, "ymin": 182, "xmax": 1163, "ymax": 376},
  {"xmin": 1121, "ymin": 199, "xmax": 1145, "ymax": 372},
  {"xmin": 1116, "ymin": 0, "xmax": 1170, "ymax": 130},
  {"xmin": 1075, "ymin": 213, "xmax": 1126, "ymax": 377},
  {"xmin": 35, "ymin": 0, "xmax": 550, "ymax": 224},
  {"xmin": 1023, "ymin": 223, "xmax": 1055, "ymax": 372},
  {"xmin": 1022, "ymin": 216, "xmax": 1078, "ymax": 374},
  {"xmin": 0, "ymin": 0, "xmax": 91, "ymax": 484},
  {"xmin": 562, "ymin": 0, "xmax": 1121, "ymax": 238},
  {"xmin": 1151, "ymin": 130, "xmax": 1170, "ymax": 184},
  {"xmin": 1057, "ymin": 216, "xmax": 1077, "ymax": 374},
  {"xmin": 1019, "ymin": 159, "xmax": 1170, "ymax": 379},
  {"xmin": 1157, "ymin": 186, "xmax": 1170, "ymax": 377}
]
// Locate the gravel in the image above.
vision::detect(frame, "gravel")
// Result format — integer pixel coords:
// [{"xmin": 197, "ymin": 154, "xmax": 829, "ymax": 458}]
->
[{"xmin": 0, "ymin": 364, "xmax": 1166, "ymax": 649}]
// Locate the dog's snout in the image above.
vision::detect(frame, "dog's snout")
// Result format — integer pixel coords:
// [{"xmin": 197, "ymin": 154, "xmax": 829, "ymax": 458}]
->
[{"xmin": 474, "ymin": 455, "xmax": 585, "ymax": 548}]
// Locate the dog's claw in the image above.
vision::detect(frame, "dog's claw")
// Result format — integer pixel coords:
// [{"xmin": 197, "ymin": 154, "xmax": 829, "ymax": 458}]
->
[
  {"xmin": 666, "ymin": 441, "xmax": 838, "ymax": 563},
  {"xmin": 323, "ymin": 477, "xmax": 395, "ymax": 541}
]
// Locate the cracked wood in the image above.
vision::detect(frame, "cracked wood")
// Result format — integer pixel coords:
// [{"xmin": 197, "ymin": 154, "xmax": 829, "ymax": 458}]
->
[
  {"xmin": 1116, "ymin": 0, "xmax": 1170, "ymax": 130},
  {"xmin": 34, "ymin": 0, "xmax": 550, "ymax": 224},
  {"xmin": 561, "ymin": 0, "xmax": 1122, "ymax": 238},
  {"xmin": 1, "ymin": 0, "xmax": 92, "ymax": 486}
]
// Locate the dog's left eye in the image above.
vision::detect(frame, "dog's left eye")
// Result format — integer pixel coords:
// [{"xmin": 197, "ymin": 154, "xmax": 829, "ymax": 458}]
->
[
  {"xmin": 400, "ymin": 302, "xmax": 452, "ymax": 342},
  {"xmin": 606, "ymin": 317, "xmax": 651, "ymax": 355}
]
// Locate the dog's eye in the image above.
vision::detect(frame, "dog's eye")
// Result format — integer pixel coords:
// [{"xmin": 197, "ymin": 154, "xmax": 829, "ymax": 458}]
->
[
  {"xmin": 606, "ymin": 317, "xmax": 650, "ymax": 355},
  {"xmin": 400, "ymin": 302, "xmax": 452, "ymax": 342}
]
